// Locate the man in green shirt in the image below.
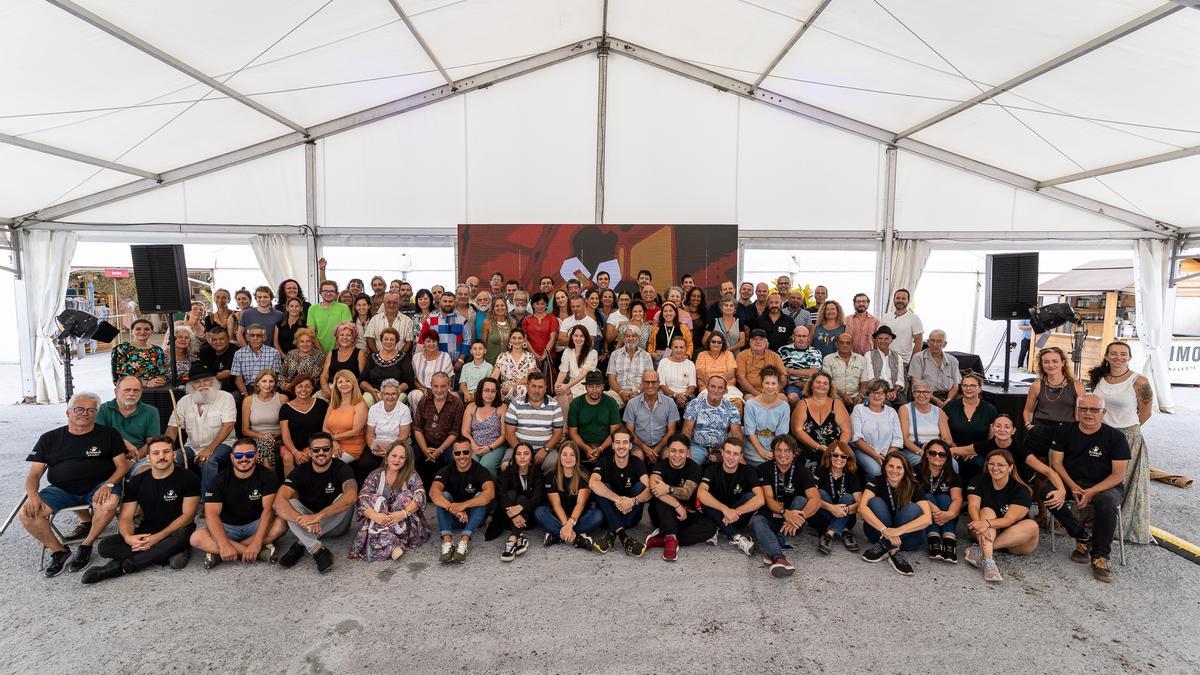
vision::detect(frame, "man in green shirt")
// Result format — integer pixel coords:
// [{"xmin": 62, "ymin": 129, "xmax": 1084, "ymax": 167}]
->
[
  {"xmin": 567, "ymin": 371, "xmax": 621, "ymax": 470},
  {"xmin": 308, "ymin": 279, "xmax": 351, "ymax": 352},
  {"xmin": 95, "ymin": 376, "xmax": 161, "ymax": 475}
]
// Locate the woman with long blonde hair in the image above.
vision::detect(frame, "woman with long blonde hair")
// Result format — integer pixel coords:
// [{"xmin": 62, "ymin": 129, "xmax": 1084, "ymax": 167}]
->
[{"xmin": 324, "ymin": 369, "xmax": 369, "ymax": 480}]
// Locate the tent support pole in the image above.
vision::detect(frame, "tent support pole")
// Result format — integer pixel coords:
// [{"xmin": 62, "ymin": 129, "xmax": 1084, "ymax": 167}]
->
[
  {"xmin": 304, "ymin": 141, "xmax": 320, "ymax": 299},
  {"xmin": 878, "ymin": 146, "xmax": 897, "ymax": 307},
  {"xmin": 594, "ymin": 41, "xmax": 609, "ymax": 225},
  {"xmin": 14, "ymin": 231, "xmax": 36, "ymax": 400}
]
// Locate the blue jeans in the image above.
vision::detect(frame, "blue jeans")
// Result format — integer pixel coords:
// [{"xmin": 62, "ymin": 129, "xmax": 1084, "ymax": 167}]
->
[
  {"xmin": 476, "ymin": 446, "xmax": 506, "ymax": 478},
  {"xmin": 594, "ymin": 482, "xmax": 646, "ymax": 532},
  {"xmin": 925, "ymin": 492, "xmax": 955, "ymax": 538},
  {"xmin": 701, "ymin": 492, "xmax": 755, "ymax": 538},
  {"xmin": 811, "ymin": 489, "xmax": 857, "ymax": 535},
  {"xmin": 435, "ymin": 503, "xmax": 491, "ymax": 538},
  {"xmin": 863, "ymin": 497, "xmax": 925, "ymax": 551},
  {"xmin": 534, "ymin": 505, "xmax": 605, "ymax": 540},
  {"xmin": 854, "ymin": 448, "xmax": 882, "ymax": 479},
  {"xmin": 222, "ymin": 520, "xmax": 260, "ymax": 541},
  {"xmin": 750, "ymin": 495, "xmax": 808, "ymax": 559},
  {"xmin": 38, "ymin": 482, "xmax": 123, "ymax": 512},
  {"xmin": 689, "ymin": 442, "xmax": 714, "ymax": 465},
  {"xmin": 179, "ymin": 443, "xmax": 233, "ymax": 494}
]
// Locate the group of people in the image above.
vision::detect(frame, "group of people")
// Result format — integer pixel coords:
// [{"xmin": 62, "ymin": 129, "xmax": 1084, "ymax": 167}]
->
[{"xmin": 20, "ymin": 268, "xmax": 1155, "ymax": 585}]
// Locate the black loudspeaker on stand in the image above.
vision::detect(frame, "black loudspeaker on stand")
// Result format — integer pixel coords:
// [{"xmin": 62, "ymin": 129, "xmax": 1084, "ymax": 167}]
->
[
  {"xmin": 985, "ymin": 252, "xmax": 1038, "ymax": 390},
  {"xmin": 131, "ymin": 244, "xmax": 190, "ymax": 387}
]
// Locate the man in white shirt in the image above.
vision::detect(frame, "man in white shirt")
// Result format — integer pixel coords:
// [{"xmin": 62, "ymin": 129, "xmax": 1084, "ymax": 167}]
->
[
  {"xmin": 880, "ymin": 288, "xmax": 924, "ymax": 364},
  {"xmin": 365, "ymin": 292, "xmax": 414, "ymax": 354},
  {"xmin": 558, "ymin": 295, "xmax": 600, "ymax": 348},
  {"xmin": 861, "ymin": 326, "xmax": 906, "ymax": 404},
  {"xmin": 166, "ymin": 363, "xmax": 237, "ymax": 493}
]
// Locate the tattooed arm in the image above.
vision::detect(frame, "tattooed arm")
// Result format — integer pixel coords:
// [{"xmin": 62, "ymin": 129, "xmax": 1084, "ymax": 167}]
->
[{"xmin": 1134, "ymin": 375, "xmax": 1154, "ymax": 425}]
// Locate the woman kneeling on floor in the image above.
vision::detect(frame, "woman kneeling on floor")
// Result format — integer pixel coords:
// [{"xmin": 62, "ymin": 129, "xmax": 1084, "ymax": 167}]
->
[
  {"xmin": 965, "ymin": 448, "xmax": 1039, "ymax": 582},
  {"xmin": 858, "ymin": 451, "xmax": 932, "ymax": 576},
  {"xmin": 917, "ymin": 439, "xmax": 963, "ymax": 564}
]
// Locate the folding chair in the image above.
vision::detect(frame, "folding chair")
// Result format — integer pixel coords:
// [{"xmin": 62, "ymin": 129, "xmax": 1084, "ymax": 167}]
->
[
  {"xmin": 1044, "ymin": 500, "xmax": 1125, "ymax": 566},
  {"xmin": 39, "ymin": 504, "xmax": 94, "ymax": 570}
]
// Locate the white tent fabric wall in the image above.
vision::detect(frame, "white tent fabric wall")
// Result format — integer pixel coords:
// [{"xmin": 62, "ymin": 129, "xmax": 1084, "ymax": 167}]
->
[
  {"xmin": 886, "ymin": 239, "xmax": 931, "ymax": 302},
  {"xmin": 249, "ymin": 233, "xmax": 309, "ymax": 291},
  {"xmin": 1134, "ymin": 239, "xmax": 1177, "ymax": 413},
  {"xmin": 24, "ymin": 229, "xmax": 77, "ymax": 403}
]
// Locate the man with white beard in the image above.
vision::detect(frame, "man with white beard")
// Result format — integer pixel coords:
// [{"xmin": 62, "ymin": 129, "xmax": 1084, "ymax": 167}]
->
[
  {"xmin": 95, "ymin": 375, "xmax": 161, "ymax": 475},
  {"xmin": 166, "ymin": 363, "xmax": 237, "ymax": 493}
]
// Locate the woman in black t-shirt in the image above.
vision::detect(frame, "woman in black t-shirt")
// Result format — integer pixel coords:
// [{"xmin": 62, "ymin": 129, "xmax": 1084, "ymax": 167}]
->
[
  {"xmin": 965, "ymin": 448, "xmax": 1039, "ymax": 583},
  {"xmin": 279, "ymin": 374, "xmax": 330, "ymax": 476},
  {"xmin": 973, "ymin": 414, "xmax": 1067, "ymax": 532},
  {"xmin": 811, "ymin": 441, "xmax": 862, "ymax": 555},
  {"xmin": 916, "ymin": 439, "xmax": 963, "ymax": 564},
  {"xmin": 486, "ymin": 443, "xmax": 545, "ymax": 561},
  {"xmin": 858, "ymin": 451, "xmax": 932, "ymax": 576},
  {"xmin": 532, "ymin": 443, "xmax": 604, "ymax": 550}
]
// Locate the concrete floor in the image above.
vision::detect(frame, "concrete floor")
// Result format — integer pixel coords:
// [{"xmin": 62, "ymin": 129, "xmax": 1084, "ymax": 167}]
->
[{"xmin": 0, "ymin": 357, "xmax": 1197, "ymax": 673}]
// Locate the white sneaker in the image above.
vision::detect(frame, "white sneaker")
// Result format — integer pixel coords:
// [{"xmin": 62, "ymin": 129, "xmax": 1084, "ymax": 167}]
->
[
  {"xmin": 706, "ymin": 532, "xmax": 720, "ymax": 546},
  {"xmin": 731, "ymin": 534, "xmax": 755, "ymax": 556}
]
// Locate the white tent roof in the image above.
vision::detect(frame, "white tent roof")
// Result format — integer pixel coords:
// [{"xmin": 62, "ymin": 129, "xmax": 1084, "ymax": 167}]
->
[{"xmin": 3, "ymin": 0, "xmax": 1197, "ymax": 235}]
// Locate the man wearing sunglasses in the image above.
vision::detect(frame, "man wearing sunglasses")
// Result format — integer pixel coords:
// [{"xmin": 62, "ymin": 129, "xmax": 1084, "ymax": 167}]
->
[
  {"xmin": 82, "ymin": 435, "xmax": 201, "ymax": 584},
  {"xmin": 21, "ymin": 392, "xmax": 129, "ymax": 578},
  {"xmin": 274, "ymin": 432, "xmax": 357, "ymax": 573},
  {"xmin": 190, "ymin": 437, "xmax": 287, "ymax": 570},
  {"xmin": 1049, "ymin": 394, "xmax": 1131, "ymax": 583},
  {"xmin": 429, "ymin": 440, "xmax": 495, "ymax": 564}
]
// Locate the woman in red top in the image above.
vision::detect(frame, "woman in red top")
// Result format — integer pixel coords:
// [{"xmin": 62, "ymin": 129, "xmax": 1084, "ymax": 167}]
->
[{"xmin": 521, "ymin": 292, "xmax": 560, "ymax": 377}]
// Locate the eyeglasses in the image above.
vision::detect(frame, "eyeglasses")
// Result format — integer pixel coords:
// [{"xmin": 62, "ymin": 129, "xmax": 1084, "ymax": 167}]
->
[
  {"xmin": 320, "ymin": 289, "xmax": 336, "ymax": 294},
  {"xmin": 961, "ymin": 384, "xmax": 980, "ymax": 390},
  {"xmin": 310, "ymin": 446, "xmax": 332, "ymax": 453},
  {"xmin": 914, "ymin": 390, "xmax": 932, "ymax": 395},
  {"xmin": 232, "ymin": 451, "xmax": 257, "ymax": 460},
  {"xmin": 926, "ymin": 450, "xmax": 947, "ymax": 458},
  {"xmin": 1078, "ymin": 406, "xmax": 1104, "ymax": 414},
  {"xmin": 452, "ymin": 449, "xmax": 472, "ymax": 457},
  {"xmin": 69, "ymin": 407, "xmax": 98, "ymax": 415},
  {"xmin": 830, "ymin": 453, "xmax": 848, "ymax": 460}
]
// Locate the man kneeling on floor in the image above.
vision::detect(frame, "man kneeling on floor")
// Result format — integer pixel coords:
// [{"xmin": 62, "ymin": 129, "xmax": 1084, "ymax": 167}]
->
[
  {"xmin": 190, "ymin": 437, "xmax": 287, "ymax": 570},
  {"xmin": 430, "ymin": 440, "xmax": 495, "ymax": 564},
  {"xmin": 274, "ymin": 432, "xmax": 357, "ymax": 573},
  {"xmin": 22, "ymin": 392, "xmax": 129, "ymax": 578},
  {"xmin": 83, "ymin": 436, "xmax": 200, "ymax": 584}
]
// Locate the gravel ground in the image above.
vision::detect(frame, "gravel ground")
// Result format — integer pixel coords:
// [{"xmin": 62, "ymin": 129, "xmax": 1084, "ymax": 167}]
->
[{"xmin": 0, "ymin": 359, "xmax": 1197, "ymax": 673}]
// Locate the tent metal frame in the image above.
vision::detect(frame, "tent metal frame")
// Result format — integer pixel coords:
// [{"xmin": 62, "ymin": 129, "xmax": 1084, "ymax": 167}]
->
[
  {"xmin": 750, "ymin": 0, "xmax": 835, "ymax": 91},
  {"xmin": 386, "ymin": 0, "xmax": 453, "ymax": 86},
  {"xmin": 0, "ymin": 131, "xmax": 159, "ymax": 180},
  {"xmin": 1038, "ymin": 143, "xmax": 1200, "ymax": 188}
]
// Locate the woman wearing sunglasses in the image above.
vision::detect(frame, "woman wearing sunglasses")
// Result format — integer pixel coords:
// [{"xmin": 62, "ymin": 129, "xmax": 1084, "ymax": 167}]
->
[
  {"xmin": 965, "ymin": 448, "xmax": 1039, "ymax": 582},
  {"xmin": 811, "ymin": 441, "xmax": 862, "ymax": 555},
  {"xmin": 916, "ymin": 439, "xmax": 962, "ymax": 563}
]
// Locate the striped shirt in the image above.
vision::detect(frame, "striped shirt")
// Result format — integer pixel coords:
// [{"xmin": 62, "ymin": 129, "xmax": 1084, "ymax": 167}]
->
[
  {"xmin": 504, "ymin": 396, "xmax": 564, "ymax": 450},
  {"xmin": 412, "ymin": 351, "xmax": 454, "ymax": 389},
  {"xmin": 419, "ymin": 311, "xmax": 468, "ymax": 361}
]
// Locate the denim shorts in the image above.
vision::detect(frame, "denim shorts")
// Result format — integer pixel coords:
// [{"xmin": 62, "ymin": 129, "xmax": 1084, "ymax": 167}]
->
[
  {"xmin": 39, "ymin": 482, "xmax": 123, "ymax": 513},
  {"xmin": 785, "ymin": 385, "xmax": 805, "ymax": 398},
  {"xmin": 222, "ymin": 520, "xmax": 260, "ymax": 541}
]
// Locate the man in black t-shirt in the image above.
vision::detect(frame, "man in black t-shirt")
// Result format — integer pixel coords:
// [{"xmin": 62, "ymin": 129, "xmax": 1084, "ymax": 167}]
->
[
  {"xmin": 82, "ymin": 436, "xmax": 200, "ymax": 584},
  {"xmin": 698, "ymin": 438, "xmax": 765, "ymax": 556},
  {"xmin": 21, "ymin": 393, "xmax": 130, "ymax": 578},
  {"xmin": 197, "ymin": 326, "xmax": 237, "ymax": 393},
  {"xmin": 750, "ymin": 435, "xmax": 821, "ymax": 578},
  {"xmin": 1049, "ymin": 395, "xmax": 1130, "ymax": 583},
  {"xmin": 588, "ymin": 428, "xmax": 652, "ymax": 556},
  {"xmin": 190, "ymin": 437, "xmax": 286, "ymax": 569},
  {"xmin": 646, "ymin": 433, "xmax": 717, "ymax": 562},
  {"xmin": 430, "ymin": 440, "xmax": 495, "ymax": 564},
  {"xmin": 274, "ymin": 432, "xmax": 357, "ymax": 573}
]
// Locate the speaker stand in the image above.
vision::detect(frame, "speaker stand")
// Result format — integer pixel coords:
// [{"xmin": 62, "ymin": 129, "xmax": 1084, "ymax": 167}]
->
[
  {"xmin": 165, "ymin": 313, "xmax": 178, "ymax": 388},
  {"xmin": 1001, "ymin": 319, "xmax": 1013, "ymax": 390},
  {"xmin": 58, "ymin": 334, "xmax": 75, "ymax": 400}
]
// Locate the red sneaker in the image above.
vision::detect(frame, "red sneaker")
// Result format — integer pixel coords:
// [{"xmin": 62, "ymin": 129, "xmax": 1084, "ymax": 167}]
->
[
  {"xmin": 645, "ymin": 535, "xmax": 665, "ymax": 549},
  {"xmin": 663, "ymin": 535, "xmax": 678, "ymax": 562}
]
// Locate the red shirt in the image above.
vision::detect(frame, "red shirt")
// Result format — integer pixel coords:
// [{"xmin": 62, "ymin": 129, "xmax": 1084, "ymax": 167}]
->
[{"xmin": 521, "ymin": 313, "xmax": 560, "ymax": 357}]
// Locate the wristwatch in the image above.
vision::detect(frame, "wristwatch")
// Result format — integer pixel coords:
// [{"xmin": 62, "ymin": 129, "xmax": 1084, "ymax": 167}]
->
[{"xmin": 104, "ymin": 482, "xmax": 116, "ymax": 489}]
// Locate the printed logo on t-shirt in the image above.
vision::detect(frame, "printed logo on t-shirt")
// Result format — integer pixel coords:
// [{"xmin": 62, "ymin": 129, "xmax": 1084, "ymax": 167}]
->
[
  {"xmin": 998, "ymin": 504, "xmax": 1010, "ymax": 517},
  {"xmin": 733, "ymin": 483, "xmax": 743, "ymax": 496},
  {"xmin": 1088, "ymin": 445, "xmax": 1103, "ymax": 458},
  {"xmin": 465, "ymin": 483, "xmax": 475, "ymax": 494},
  {"xmin": 163, "ymin": 489, "xmax": 178, "ymax": 502},
  {"xmin": 324, "ymin": 482, "xmax": 335, "ymax": 494},
  {"xmin": 249, "ymin": 489, "xmax": 261, "ymax": 502},
  {"xmin": 623, "ymin": 477, "xmax": 632, "ymax": 489},
  {"xmin": 86, "ymin": 445, "xmax": 101, "ymax": 457}
]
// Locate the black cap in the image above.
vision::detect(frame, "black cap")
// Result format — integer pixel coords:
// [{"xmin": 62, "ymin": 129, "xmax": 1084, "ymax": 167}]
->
[
  {"xmin": 873, "ymin": 325, "xmax": 897, "ymax": 339},
  {"xmin": 750, "ymin": 328, "xmax": 768, "ymax": 339},
  {"xmin": 186, "ymin": 360, "xmax": 215, "ymax": 380},
  {"xmin": 585, "ymin": 370, "xmax": 605, "ymax": 385}
]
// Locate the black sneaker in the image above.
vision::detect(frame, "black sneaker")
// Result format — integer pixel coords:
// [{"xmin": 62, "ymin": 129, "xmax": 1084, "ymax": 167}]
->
[
  {"xmin": 513, "ymin": 536, "xmax": 529, "ymax": 557},
  {"xmin": 80, "ymin": 560, "xmax": 125, "ymax": 585},
  {"xmin": 842, "ymin": 530, "xmax": 859, "ymax": 552},
  {"xmin": 595, "ymin": 530, "xmax": 615, "ymax": 553},
  {"xmin": 622, "ymin": 533, "xmax": 647, "ymax": 557},
  {"xmin": 941, "ymin": 538, "xmax": 958, "ymax": 564},
  {"xmin": 861, "ymin": 542, "xmax": 889, "ymax": 563},
  {"xmin": 313, "ymin": 547, "xmax": 334, "ymax": 573},
  {"xmin": 278, "ymin": 542, "xmax": 306, "ymax": 568},
  {"xmin": 168, "ymin": 548, "xmax": 191, "ymax": 570},
  {"xmin": 66, "ymin": 544, "xmax": 93, "ymax": 573},
  {"xmin": 501, "ymin": 540, "xmax": 517, "ymax": 562},
  {"xmin": 927, "ymin": 536, "xmax": 943, "ymax": 561},
  {"xmin": 817, "ymin": 533, "xmax": 832, "ymax": 556},
  {"xmin": 889, "ymin": 552, "xmax": 915, "ymax": 576},
  {"xmin": 43, "ymin": 548, "xmax": 71, "ymax": 578},
  {"xmin": 543, "ymin": 532, "xmax": 558, "ymax": 547},
  {"xmin": 203, "ymin": 553, "xmax": 221, "ymax": 570},
  {"xmin": 574, "ymin": 532, "xmax": 596, "ymax": 552}
]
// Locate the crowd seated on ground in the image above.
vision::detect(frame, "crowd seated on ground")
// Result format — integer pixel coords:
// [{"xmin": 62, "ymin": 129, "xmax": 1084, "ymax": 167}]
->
[{"xmin": 16, "ymin": 264, "xmax": 1154, "ymax": 583}]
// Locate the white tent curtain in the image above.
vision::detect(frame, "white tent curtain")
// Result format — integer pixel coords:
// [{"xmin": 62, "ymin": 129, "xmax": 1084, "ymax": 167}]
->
[
  {"xmin": 249, "ymin": 234, "xmax": 309, "ymax": 293},
  {"xmin": 887, "ymin": 239, "xmax": 932, "ymax": 302},
  {"xmin": 1133, "ymin": 239, "xmax": 1177, "ymax": 413},
  {"xmin": 24, "ymin": 230, "xmax": 78, "ymax": 404}
]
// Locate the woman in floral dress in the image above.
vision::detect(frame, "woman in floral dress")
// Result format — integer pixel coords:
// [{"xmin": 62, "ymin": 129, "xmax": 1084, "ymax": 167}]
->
[{"xmin": 349, "ymin": 441, "xmax": 430, "ymax": 561}]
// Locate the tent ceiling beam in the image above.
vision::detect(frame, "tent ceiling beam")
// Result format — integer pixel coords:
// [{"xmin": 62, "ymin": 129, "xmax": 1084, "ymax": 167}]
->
[
  {"xmin": 386, "ymin": 0, "xmax": 453, "ymax": 86},
  {"xmin": 605, "ymin": 37, "xmax": 1176, "ymax": 237},
  {"xmin": 0, "ymin": 131, "xmax": 160, "ymax": 180},
  {"xmin": 18, "ymin": 38, "xmax": 602, "ymax": 224},
  {"xmin": 894, "ymin": 3, "xmax": 1181, "ymax": 140},
  {"xmin": 45, "ymin": 0, "xmax": 308, "ymax": 134},
  {"xmin": 1038, "ymin": 143, "xmax": 1200, "ymax": 187},
  {"xmin": 895, "ymin": 230, "xmax": 1166, "ymax": 241},
  {"xmin": 19, "ymin": 220, "xmax": 303, "ymax": 235},
  {"xmin": 751, "ymin": 0, "xmax": 835, "ymax": 90}
]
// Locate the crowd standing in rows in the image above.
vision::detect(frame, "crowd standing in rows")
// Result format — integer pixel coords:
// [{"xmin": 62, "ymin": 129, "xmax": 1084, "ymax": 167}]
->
[{"xmin": 22, "ymin": 265, "xmax": 1154, "ymax": 585}]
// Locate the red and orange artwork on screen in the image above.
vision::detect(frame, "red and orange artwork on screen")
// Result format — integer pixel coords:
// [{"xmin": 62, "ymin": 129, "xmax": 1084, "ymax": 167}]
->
[{"xmin": 457, "ymin": 225, "xmax": 738, "ymax": 296}]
